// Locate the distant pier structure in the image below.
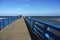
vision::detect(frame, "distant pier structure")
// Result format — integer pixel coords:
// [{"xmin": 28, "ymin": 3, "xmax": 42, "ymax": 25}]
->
[{"xmin": 18, "ymin": 15, "xmax": 22, "ymax": 18}]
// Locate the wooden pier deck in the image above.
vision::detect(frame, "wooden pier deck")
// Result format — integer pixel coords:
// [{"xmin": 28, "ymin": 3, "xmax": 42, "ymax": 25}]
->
[{"xmin": 0, "ymin": 17, "xmax": 31, "ymax": 40}]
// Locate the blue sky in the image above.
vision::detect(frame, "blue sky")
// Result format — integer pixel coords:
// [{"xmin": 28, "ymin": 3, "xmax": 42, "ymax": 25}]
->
[{"xmin": 0, "ymin": 0, "xmax": 60, "ymax": 16}]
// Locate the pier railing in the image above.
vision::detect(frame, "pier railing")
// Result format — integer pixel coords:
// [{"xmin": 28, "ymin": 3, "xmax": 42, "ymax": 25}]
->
[
  {"xmin": 0, "ymin": 16, "xmax": 19, "ymax": 30},
  {"xmin": 24, "ymin": 17, "xmax": 60, "ymax": 40}
]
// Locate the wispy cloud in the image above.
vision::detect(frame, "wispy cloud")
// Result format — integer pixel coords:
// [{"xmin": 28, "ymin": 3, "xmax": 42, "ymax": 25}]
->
[{"xmin": 24, "ymin": 4, "xmax": 30, "ymax": 8}]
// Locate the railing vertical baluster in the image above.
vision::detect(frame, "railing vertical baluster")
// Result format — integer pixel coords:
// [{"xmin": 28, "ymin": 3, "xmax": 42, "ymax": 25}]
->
[
  {"xmin": 44, "ymin": 25, "xmax": 49, "ymax": 40},
  {"xmin": 3, "ymin": 19, "xmax": 5, "ymax": 28}
]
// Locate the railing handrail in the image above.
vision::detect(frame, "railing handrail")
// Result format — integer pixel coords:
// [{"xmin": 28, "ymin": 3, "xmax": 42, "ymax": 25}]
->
[
  {"xmin": 27, "ymin": 17, "xmax": 60, "ymax": 31},
  {"xmin": 24, "ymin": 17, "xmax": 60, "ymax": 40},
  {"xmin": 0, "ymin": 16, "xmax": 19, "ymax": 30}
]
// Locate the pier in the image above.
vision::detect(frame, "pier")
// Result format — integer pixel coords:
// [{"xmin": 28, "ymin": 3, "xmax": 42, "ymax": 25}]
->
[
  {"xmin": 0, "ymin": 17, "xmax": 31, "ymax": 40},
  {"xmin": 0, "ymin": 16, "xmax": 60, "ymax": 40}
]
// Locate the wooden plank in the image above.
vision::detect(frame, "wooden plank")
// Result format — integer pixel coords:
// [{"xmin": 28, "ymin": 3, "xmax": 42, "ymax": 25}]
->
[{"xmin": 0, "ymin": 17, "xmax": 31, "ymax": 40}]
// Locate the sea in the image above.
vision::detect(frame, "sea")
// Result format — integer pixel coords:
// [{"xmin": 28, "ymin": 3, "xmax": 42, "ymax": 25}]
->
[{"xmin": 30, "ymin": 16, "xmax": 60, "ymax": 26}]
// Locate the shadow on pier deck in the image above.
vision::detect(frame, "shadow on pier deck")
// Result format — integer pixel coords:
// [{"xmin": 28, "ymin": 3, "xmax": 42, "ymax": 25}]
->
[{"xmin": 0, "ymin": 17, "xmax": 31, "ymax": 40}]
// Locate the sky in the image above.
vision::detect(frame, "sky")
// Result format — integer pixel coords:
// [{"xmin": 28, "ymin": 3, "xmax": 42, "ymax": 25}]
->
[{"xmin": 0, "ymin": 0, "xmax": 60, "ymax": 16}]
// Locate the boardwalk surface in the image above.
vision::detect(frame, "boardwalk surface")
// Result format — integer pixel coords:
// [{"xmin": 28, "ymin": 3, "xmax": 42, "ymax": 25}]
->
[{"xmin": 0, "ymin": 17, "xmax": 31, "ymax": 40}]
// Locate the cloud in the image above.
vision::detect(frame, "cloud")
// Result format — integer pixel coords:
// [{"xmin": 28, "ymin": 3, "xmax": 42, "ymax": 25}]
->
[
  {"xmin": 24, "ymin": 4, "xmax": 30, "ymax": 8},
  {"xmin": 16, "ymin": 8, "xmax": 23, "ymax": 11}
]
